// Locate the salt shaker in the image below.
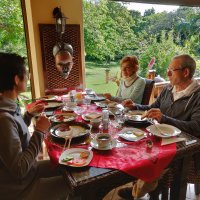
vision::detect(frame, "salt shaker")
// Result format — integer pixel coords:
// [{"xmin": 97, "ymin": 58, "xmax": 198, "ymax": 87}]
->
[{"xmin": 102, "ymin": 109, "xmax": 109, "ymax": 132}]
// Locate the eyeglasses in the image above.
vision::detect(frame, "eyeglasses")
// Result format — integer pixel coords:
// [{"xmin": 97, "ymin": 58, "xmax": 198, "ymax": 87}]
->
[{"xmin": 167, "ymin": 67, "xmax": 185, "ymax": 73}]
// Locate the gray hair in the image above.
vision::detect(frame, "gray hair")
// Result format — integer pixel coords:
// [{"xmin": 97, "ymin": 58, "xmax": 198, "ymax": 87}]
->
[{"xmin": 173, "ymin": 54, "xmax": 196, "ymax": 78}]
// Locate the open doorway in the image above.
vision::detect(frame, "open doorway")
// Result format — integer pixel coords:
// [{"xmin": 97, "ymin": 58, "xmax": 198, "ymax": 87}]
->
[
  {"xmin": 83, "ymin": 0, "xmax": 200, "ymax": 95},
  {"xmin": 0, "ymin": 0, "xmax": 33, "ymax": 104}
]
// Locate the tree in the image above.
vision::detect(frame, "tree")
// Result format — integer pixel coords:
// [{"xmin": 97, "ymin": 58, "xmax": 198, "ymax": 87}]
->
[
  {"xmin": 0, "ymin": 0, "xmax": 26, "ymax": 56},
  {"xmin": 83, "ymin": 0, "xmax": 137, "ymax": 62},
  {"xmin": 139, "ymin": 31, "xmax": 191, "ymax": 79}
]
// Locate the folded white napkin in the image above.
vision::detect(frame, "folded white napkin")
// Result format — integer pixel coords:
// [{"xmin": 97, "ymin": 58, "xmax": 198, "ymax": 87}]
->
[{"xmin": 161, "ymin": 137, "xmax": 186, "ymax": 146}]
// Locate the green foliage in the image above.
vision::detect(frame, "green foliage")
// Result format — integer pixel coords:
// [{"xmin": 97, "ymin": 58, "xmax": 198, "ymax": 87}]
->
[
  {"xmin": 83, "ymin": 0, "xmax": 136, "ymax": 62},
  {"xmin": 85, "ymin": 61, "xmax": 119, "ymax": 95},
  {"xmin": 0, "ymin": 0, "xmax": 26, "ymax": 56},
  {"xmin": 138, "ymin": 31, "xmax": 191, "ymax": 79}
]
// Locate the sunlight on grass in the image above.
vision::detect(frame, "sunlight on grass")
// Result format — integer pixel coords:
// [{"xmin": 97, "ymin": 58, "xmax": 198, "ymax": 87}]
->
[{"xmin": 85, "ymin": 62, "xmax": 120, "ymax": 95}]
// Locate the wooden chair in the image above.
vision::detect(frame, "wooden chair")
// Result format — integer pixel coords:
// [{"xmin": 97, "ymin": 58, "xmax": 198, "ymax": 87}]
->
[
  {"xmin": 39, "ymin": 24, "xmax": 83, "ymax": 96},
  {"xmin": 141, "ymin": 79, "xmax": 155, "ymax": 105}
]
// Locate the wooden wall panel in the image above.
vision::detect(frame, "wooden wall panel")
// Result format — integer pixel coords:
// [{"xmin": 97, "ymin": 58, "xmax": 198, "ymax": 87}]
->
[{"xmin": 39, "ymin": 24, "xmax": 83, "ymax": 95}]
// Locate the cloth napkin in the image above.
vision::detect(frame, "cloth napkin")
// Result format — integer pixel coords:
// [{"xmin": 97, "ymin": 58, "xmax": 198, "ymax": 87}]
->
[{"xmin": 161, "ymin": 137, "xmax": 186, "ymax": 146}]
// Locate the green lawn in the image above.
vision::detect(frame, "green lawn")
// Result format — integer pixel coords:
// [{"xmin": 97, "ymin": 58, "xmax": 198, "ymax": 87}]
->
[{"xmin": 85, "ymin": 61, "xmax": 120, "ymax": 95}]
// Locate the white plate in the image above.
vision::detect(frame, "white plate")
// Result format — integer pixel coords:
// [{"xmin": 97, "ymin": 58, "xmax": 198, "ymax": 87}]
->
[
  {"xmin": 95, "ymin": 101, "xmax": 118, "ymax": 108},
  {"xmin": 59, "ymin": 148, "xmax": 93, "ymax": 167},
  {"xmin": 62, "ymin": 106, "xmax": 74, "ymax": 112},
  {"xmin": 125, "ymin": 110, "xmax": 147, "ymax": 122},
  {"xmin": 55, "ymin": 125, "xmax": 89, "ymax": 138},
  {"xmin": 146, "ymin": 124, "xmax": 181, "ymax": 138},
  {"xmin": 49, "ymin": 113, "xmax": 76, "ymax": 122},
  {"xmin": 118, "ymin": 128, "xmax": 146, "ymax": 141},
  {"xmin": 82, "ymin": 113, "xmax": 102, "ymax": 121},
  {"xmin": 90, "ymin": 138, "xmax": 117, "ymax": 150},
  {"xmin": 44, "ymin": 102, "xmax": 63, "ymax": 109}
]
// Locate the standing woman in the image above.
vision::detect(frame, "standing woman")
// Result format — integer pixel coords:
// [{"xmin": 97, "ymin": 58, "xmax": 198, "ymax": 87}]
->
[
  {"xmin": 0, "ymin": 53, "xmax": 69, "ymax": 200},
  {"xmin": 104, "ymin": 55, "xmax": 146, "ymax": 104}
]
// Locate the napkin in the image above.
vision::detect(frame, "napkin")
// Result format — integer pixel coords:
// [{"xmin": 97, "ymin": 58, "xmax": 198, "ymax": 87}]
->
[{"xmin": 161, "ymin": 137, "xmax": 186, "ymax": 146}]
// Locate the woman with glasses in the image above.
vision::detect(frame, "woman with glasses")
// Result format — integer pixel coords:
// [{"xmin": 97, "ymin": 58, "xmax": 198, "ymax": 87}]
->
[
  {"xmin": 0, "ymin": 53, "xmax": 70, "ymax": 200},
  {"xmin": 104, "ymin": 55, "xmax": 145, "ymax": 104}
]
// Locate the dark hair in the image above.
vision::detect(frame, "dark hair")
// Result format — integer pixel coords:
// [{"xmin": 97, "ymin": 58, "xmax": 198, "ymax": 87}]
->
[{"xmin": 0, "ymin": 52, "xmax": 26, "ymax": 92}]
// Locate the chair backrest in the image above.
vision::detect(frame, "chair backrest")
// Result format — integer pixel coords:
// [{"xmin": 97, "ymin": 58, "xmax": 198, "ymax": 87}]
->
[{"xmin": 141, "ymin": 79, "xmax": 155, "ymax": 105}]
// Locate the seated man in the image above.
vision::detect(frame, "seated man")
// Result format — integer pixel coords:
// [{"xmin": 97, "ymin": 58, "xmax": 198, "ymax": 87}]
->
[{"xmin": 120, "ymin": 54, "xmax": 200, "ymax": 199}]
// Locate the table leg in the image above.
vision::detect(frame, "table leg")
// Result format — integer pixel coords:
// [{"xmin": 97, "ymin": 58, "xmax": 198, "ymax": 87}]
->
[{"xmin": 170, "ymin": 155, "xmax": 191, "ymax": 200}]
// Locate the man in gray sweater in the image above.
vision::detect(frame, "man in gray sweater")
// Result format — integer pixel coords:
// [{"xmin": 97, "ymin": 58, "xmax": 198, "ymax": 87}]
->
[
  {"xmin": 120, "ymin": 54, "xmax": 200, "ymax": 199},
  {"xmin": 123, "ymin": 54, "xmax": 200, "ymax": 137}
]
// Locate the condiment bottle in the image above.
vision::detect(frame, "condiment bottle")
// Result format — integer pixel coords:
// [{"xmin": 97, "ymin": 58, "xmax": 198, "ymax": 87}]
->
[{"xmin": 102, "ymin": 109, "xmax": 109, "ymax": 132}]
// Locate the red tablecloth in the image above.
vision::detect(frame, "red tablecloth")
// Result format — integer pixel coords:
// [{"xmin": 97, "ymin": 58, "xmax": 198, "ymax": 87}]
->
[
  {"xmin": 30, "ymin": 99, "xmax": 176, "ymax": 182},
  {"xmin": 45, "ymin": 133, "xmax": 176, "ymax": 182}
]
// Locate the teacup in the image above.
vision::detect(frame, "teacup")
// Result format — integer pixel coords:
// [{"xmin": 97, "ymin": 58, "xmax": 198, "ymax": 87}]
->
[
  {"xmin": 90, "ymin": 118, "xmax": 101, "ymax": 129},
  {"xmin": 96, "ymin": 133, "xmax": 111, "ymax": 148}
]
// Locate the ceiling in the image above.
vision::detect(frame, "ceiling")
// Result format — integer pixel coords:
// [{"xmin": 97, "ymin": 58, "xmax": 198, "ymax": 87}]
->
[{"xmin": 112, "ymin": 0, "xmax": 200, "ymax": 7}]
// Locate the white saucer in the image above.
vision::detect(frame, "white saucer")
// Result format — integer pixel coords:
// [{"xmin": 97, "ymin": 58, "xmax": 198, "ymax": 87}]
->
[{"xmin": 90, "ymin": 138, "xmax": 117, "ymax": 150}]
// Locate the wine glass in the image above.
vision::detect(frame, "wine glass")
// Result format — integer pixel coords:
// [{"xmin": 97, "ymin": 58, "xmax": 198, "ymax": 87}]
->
[{"xmin": 83, "ymin": 97, "xmax": 91, "ymax": 108}]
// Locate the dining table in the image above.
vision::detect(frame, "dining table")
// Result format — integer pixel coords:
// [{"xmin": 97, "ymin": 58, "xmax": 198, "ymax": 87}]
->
[{"xmin": 31, "ymin": 95, "xmax": 200, "ymax": 200}]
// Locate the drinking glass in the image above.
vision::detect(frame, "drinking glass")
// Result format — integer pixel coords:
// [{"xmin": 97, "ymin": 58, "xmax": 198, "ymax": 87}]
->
[
  {"xmin": 73, "ymin": 106, "xmax": 86, "ymax": 116},
  {"xmin": 83, "ymin": 97, "xmax": 91, "ymax": 108},
  {"xmin": 115, "ymin": 114, "xmax": 125, "ymax": 128}
]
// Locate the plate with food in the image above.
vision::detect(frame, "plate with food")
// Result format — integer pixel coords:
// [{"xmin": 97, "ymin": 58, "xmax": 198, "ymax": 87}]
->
[
  {"xmin": 118, "ymin": 128, "xmax": 146, "ymax": 142},
  {"xmin": 50, "ymin": 122, "xmax": 91, "ymax": 140},
  {"xmin": 44, "ymin": 101, "xmax": 63, "ymax": 109},
  {"xmin": 85, "ymin": 95, "xmax": 105, "ymax": 102},
  {"xmin": 49, "ymin": 113, "xmax": 76, "ymax": 123},
  {"xmin": 95, "ymin": 100, "xmax": 118, "ymax": 108},
  {"xmin": 125, "ymin": 110, "xmax": 147, "ymax": 122},
  {"xmin": 82, "ymin": 112, "xmax": 102, "ymax": 121},
  {"xmin": 59, "ymin": 148, "xmax": 93, "ymax": 167},
  {"xmin": 146, "ymin": 124, "xmax": 181, "ymax": 138}
]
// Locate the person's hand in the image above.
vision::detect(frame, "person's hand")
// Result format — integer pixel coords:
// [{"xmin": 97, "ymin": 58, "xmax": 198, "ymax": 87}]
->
[
  {"xmin": 142, "ymin": 108, "xmax": 163, "ymax": 122},
  {"xmin": 35, "ymin": 115, "xmax": 51, "ymax": 133},
  {"xmin": 122, "ymin": 99, "xmax": 136, "ymax": 109},
  {"xmin": 103, "ymin": 93, "xmax": 112, "ymax": 100},
  {"xmin": 28, "ymin": 103, "xmax": 45, "ymax": 116}
]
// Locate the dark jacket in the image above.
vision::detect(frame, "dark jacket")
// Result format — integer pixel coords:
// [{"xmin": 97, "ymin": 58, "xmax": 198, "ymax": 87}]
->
[{"xmin": 135, "ymin": 83, "xmax": 200, "ymax": 137}]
